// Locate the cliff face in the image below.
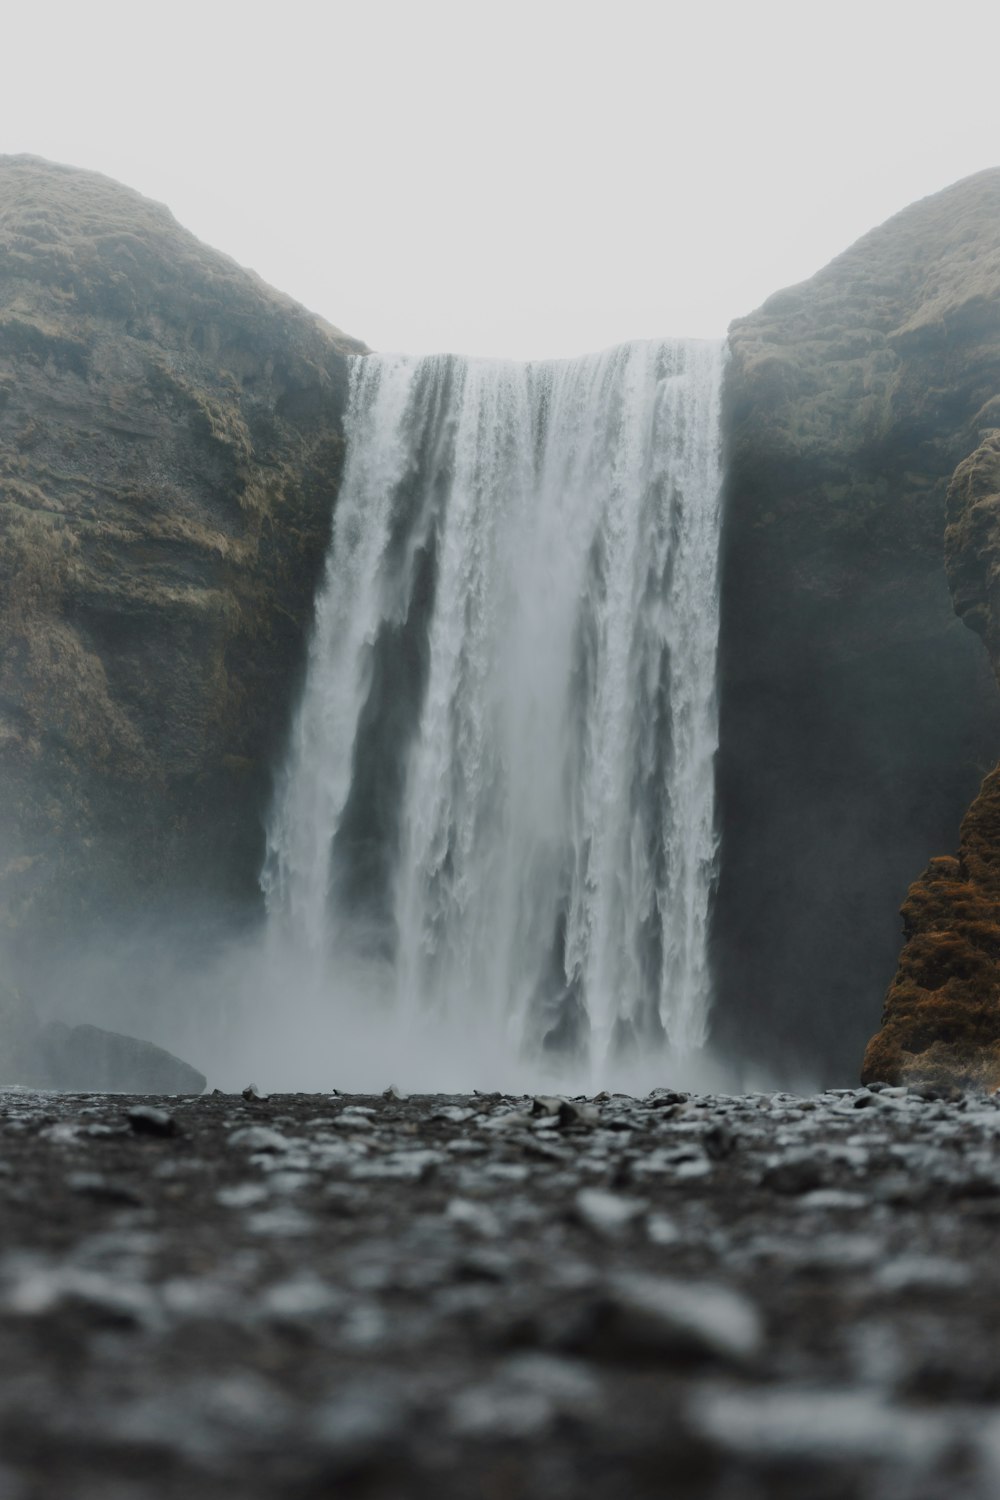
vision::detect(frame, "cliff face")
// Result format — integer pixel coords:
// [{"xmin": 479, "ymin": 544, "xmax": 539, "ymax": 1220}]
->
[
  {"xmin": 0, "ymin": 156, "xmax": 364, "ymax": 968},
  {"xmin": 716, "ymin": 169, "xmax": 1000, "ymax": 1085},
  {"xmin": 861, "ymin": 411, "xmax": 1000, "ymax": 1087}
]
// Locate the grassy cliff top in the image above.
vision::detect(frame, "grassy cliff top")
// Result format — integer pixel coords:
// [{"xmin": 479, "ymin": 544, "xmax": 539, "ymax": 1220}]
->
[
  {"xmin": 0, "ymin": 154, "xmax": 366, "ymax": 359},
  {"xmin": 735, "ymin": 167, "xmax": 1000, "ymax": 350},
  {"xmin": 727, "ymin": 168, "xmax": 1000, "ymax": 469}
]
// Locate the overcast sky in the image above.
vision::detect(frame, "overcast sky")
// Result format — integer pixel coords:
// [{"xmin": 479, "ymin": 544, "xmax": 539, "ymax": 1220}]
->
[{"xmin": 2, "ymin": 0, "xmax": 999, "ymax": 359}]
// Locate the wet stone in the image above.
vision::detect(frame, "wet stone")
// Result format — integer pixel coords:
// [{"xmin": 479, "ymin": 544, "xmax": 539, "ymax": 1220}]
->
[
  {"xmin": 227, "ymin": 1125, "xmax": 289, "ymax": 1153},
  {"xmin": 691, "ymin": 1384, "xmax": 976, "ymax": 1479},
  {"xmin": 125, "ymin": 1106, "xmax": 179, "ymax": 1139},
  {"xmin": 574, "ymin": 1188, "xmax": 648, "ymax": 1238},
  {"xmin": 580, "ymin": 1273, "xmax": 764, "ymax": 1366},
  {"xmin": 759, "ymin": 1149, "xmax": 830, "ymax": 1194},
  {"xmin": 306, "ymin": 1383, "xmax": 410, "ymax": 1474}
]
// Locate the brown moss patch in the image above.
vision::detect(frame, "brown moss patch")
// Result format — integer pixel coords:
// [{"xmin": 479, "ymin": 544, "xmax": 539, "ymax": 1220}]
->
[{"xmin": 862, "ymin": 764, "xmax": 1000, "ymax": 1089}]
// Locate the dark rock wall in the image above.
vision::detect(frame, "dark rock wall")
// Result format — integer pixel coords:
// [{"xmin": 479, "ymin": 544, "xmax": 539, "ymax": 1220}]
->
[
  {"xmin": 861, "ymin": 415, "xmax": 1000, "ymax": 1087},
  {"xmin": 716, "ymin": 169, "xmax": 1000, "ymax": 1086},
  {"xmin": 0, "ymin": 156, "xmax": 364, "ymax": 968}
]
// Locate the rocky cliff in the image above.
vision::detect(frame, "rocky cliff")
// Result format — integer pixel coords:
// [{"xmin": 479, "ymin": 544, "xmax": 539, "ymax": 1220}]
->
[
  {"xmin": 862, "ymin": 377, "xmax": 1000, "ymax": 1087},
  {"xmin": 0, "ymin": 156, "xmax": 364, "ymax": 983},
  {"xmin": 717, "ymin": 168, "xmax": 1000, "ymax": 1086}
]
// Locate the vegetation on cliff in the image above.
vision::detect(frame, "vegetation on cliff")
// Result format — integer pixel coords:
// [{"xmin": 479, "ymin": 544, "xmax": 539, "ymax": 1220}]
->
[{"xmin": 862, "ymin": 767, "xmax": 1000, "ymax": 1089}]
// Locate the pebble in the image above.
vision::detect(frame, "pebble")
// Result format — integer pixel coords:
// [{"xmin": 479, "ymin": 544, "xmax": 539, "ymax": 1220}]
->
[
  {"xmin": 874, "ymin": 1256, "xmax": 973, "ymax": 1293},
  {"xmin": 447, "ymin": 1198, "xmax": 502, "ymax": 1238},
  {"xmin": 216, "ymin": 1182, "xmax": 270, "ymax": 1209},
  {"xmin": 307, "ymin": 1385, "xmax": 410, "ymax": 1473},
  {"xmin": 65, "ymin": 1171, "xmax": 144, "ymax": 1207},
  {"xmin": 646, "ymin": 1211, "xmax": 682, "ymax": 1246},
  {"xmin": 796, "ymin": 1189, "xmax": 868, "ymax": 1212}
]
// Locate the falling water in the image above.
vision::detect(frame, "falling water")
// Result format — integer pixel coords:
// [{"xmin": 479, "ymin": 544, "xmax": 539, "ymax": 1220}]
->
[{"xmin": 262, "ymin": 339, "xmax": 726, "ymax": 1089}]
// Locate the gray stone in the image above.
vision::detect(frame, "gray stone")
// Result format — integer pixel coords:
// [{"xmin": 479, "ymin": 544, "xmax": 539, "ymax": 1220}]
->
[
  {"xmin": 558, "ymin": 1099, "xmax": 600, "ymax": 1127},
  {"xmin": 587, "ymin": 1274, "xmax": 763, "ymax": 1365},
  {"xmin": 126, "ymin": 1106, "xmax": 179, "ymax": 1138},
  {"xmin": 65, "ymin": 1172, "xmax": 144, "ymax": 1206},
  {"xmin": 228, "ymin": 1125, "xmax": 290, "ymax": 1153},
  {"xmin": 574, "ymin": 1189, "xmax": 648, "ymax": 1238},
  {"xmin": 760, "ymin": 1149, "xmax": 829, "ymax": 1194},
  {"xmin": 692, "ymin": 1386, "xmax": 961, "ymax": 1466}
]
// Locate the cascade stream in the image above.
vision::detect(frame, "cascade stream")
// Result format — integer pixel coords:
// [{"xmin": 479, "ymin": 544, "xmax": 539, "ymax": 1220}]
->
[{"xmin": 262, "ymin": 339, "xmax": 726, "ymax": 1088}]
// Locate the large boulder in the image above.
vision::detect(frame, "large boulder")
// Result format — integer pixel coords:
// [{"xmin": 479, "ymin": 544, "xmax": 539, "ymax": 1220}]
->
[
  {"xmin": 716, "ymin": 168, "xmax": 1000, "ymax": 1085},
  {"xmin": 0, "ymin": 156, "xmax": 363, "ymax": 972},
  {"xmin": 38, "ymin": 1021, "xmax": 206, "ymax": 1094},
  {"xmin": 0, "ymin": 980, "xmax": 205, "ymax": 1092}
]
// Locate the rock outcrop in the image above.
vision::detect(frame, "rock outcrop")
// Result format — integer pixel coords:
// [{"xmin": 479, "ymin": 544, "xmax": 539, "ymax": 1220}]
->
[
  {"xmin": 717, "ymin": 168, "xmax": 1000, "ymax": 1085},
  {"xmin": 862, "ymin": 409, "xmax": 1000, "ymax": 1086},
  {"xmin": 861, "ymin": 769, "xmax": 1000, "ymax": 1090},
  {"xmin": 0, "ymin": 980, "xmax": 205, "ymax": 1091},
  {"xmin": 0, "ymin": 156, "xmax": 364, "ymax": 978}
]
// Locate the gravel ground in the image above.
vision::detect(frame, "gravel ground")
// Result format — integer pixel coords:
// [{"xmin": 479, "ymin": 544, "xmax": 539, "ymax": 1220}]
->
[{"xmin": 2, "ymin": 1082, "xmax": 1000, "ymax": 1499}]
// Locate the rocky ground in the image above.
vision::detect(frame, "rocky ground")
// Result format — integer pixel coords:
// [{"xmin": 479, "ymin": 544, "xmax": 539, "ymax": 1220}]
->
[{"xmin": 3, "ymin": 1083, "xmax": 1000, "ymax": 1498}]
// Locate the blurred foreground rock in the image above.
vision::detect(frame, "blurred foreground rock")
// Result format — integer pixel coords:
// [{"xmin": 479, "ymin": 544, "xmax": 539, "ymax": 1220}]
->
[{"xmin": 2, "ymin": 1083, "xmax": 1000, "ymax": 1498}]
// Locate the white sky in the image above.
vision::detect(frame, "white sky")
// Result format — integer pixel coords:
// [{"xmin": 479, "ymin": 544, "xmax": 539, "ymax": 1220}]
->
[{"xmin": 2, "ymin": 0, "xmax": 999, "ymax": 359}]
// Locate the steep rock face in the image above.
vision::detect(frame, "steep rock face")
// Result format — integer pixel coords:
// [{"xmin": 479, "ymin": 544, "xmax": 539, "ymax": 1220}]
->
[
  {"xmin": 0, "ymin": 156, "xmax": 364, "ymax": 970},
  {"xmin": 716, "ymin": 169, "xmax": 1000, "ymax": 1085},
  {"xmin": 862, "ymin": 428, "xmax": 1000, "ymax": 1087}
]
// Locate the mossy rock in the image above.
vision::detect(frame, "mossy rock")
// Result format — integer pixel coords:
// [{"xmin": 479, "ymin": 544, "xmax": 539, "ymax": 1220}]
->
[{"xmin": 0, "ymin": 155, "xmax": 366, "ymax": 971}]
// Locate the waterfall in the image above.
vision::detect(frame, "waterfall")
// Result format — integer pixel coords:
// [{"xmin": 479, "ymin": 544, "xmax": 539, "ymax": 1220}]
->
[{"xmin": 262, "ymin": 339, "xmax": 726, "ymax": 1089}]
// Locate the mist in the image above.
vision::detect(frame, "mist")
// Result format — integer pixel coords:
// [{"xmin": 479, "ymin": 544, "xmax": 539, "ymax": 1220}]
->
[{"xmin": 21, "ymin": 904, "xmax": 805, "ymax": 1098}]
